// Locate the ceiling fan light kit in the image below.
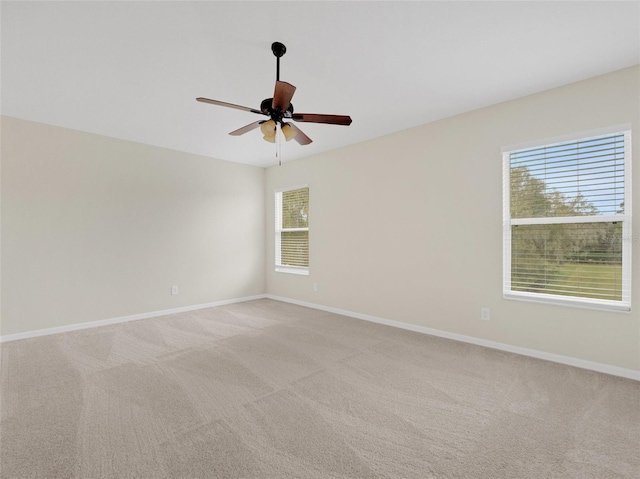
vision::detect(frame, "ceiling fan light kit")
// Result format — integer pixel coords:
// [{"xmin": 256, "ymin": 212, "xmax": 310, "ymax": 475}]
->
[
  {"xmin": 281, "ymin": 123, "xmax": 297, "ymax": 141},
  {"xmin": 260, "ymin": 119, "xmax": 277, "ymax": 137},
  {"xmin": 196, "ymin": 42, "xmax": 352, "ymax": 154}
]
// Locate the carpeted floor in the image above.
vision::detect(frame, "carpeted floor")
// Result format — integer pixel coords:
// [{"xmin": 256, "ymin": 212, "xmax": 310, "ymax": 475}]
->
[{"xmin": 1, "ymin": 298, "xmax": 638, "ymax": 478}]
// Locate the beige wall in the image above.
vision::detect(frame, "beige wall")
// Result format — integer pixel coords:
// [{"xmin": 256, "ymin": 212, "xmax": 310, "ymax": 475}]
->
[
  {"xmin": 265, "ymin": 66, "xmax": 640, "ymax": 372},
  {"xmin": 2, "ymin": 67, "xmax": 638, "ymax": 373},
  {"xmin": 1, "ymin": 117, "xmax": 265, "ymax": 335}
]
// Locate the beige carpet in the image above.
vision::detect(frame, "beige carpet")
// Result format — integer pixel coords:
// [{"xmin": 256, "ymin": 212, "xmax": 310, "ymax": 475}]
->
[{"xmin": 1, "ymin": 299, "xmax": 638, "ymax": 478}]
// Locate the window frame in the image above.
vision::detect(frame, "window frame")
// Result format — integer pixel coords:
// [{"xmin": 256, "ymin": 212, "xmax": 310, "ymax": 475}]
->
[
  {"xmin": 275, "ymin": 185, "xmax": 310, "ymax": 275},
  {"xmin": 502, "ymin": 127, "xmax": 632, "ymax": 312}
]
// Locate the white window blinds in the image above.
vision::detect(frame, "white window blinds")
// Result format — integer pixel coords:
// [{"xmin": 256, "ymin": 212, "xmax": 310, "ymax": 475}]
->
[
  {"xmin": 275, "ymin": 186, "xmax": 309, "ymax": 274},
  {"xmin": 503, "ymin": 131, "xmax": 631, "ymax": 310}
]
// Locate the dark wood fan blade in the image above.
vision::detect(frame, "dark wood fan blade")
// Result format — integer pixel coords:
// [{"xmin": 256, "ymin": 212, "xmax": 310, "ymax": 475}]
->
[
  {"xmin": 272, "ymin": 81, "xmax": 296, "ymax": 112},
  {"xmin": 289, "ymin": 123, "xmax": 312, "ymax": 145},
  {"xmin": 196, "ymin": 98, "xmax": 264, "ymax": 115},
  {"xmin": 291, "ymin": 113, "xmax": 352, "ymax": 125},
  {"xmin": 229, "ymin": 121, "xmax": 263, "ymax": 136}
]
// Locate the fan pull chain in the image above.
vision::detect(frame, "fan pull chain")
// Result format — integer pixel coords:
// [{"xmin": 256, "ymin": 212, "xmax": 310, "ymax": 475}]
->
[{"xmin": 276, "ymin": 123, "xmax": 282, "ymax": 166}]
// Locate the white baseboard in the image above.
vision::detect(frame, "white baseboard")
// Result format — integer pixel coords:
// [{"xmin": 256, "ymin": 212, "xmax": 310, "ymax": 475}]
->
[
  {"xmin": 3, "ymin": 293, "xmax": 638, "ymax": 381},
  {"xmin": 0, "ymin": 294, "xmax": 267, "ymax": 343},
  {"xmin": 266, "ymin": 294, "xmax": 640, "ymax": 382}
]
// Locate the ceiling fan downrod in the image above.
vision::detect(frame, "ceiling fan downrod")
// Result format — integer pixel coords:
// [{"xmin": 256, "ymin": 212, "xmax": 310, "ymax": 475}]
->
[{"xmin": 271, "ymin": 42, "xmax": 286, "ymax": 82}]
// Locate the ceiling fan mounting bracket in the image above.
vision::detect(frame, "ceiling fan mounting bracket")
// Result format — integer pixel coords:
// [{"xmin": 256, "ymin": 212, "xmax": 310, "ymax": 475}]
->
[{"xmin": 271, "ymin": 42, "xmax": 286, "ymax": 58}]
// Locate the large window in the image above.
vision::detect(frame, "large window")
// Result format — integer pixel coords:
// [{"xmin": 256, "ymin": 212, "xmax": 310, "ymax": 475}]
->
[
  {"xmin": 503, "ymin": 129, "xmax": 631, "ymax": 311},
  {"xmin": 275, "ymin": 186, "xmax": 309, "ymax": 275}
]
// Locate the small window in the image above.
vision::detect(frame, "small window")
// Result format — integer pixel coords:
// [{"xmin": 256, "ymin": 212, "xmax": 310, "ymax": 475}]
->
[
  {"xmin": 275, "ymin": 186, "xmax": 309, "ymax": 275},
  {"xmin": 503, "ymin": 130, "xmax": 631, "ymax": 311}
]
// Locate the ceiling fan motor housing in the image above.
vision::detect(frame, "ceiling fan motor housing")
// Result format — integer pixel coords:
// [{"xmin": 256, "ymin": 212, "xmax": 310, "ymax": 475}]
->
[{"xmin": 260, "ymin": 98, "xmax": 294, "ymax": 122}]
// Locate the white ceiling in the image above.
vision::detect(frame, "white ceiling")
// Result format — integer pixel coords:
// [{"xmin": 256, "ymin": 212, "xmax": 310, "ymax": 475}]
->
[{"xmin": 2, "ymin": 1, "xmax": 639, "ymax": 168}]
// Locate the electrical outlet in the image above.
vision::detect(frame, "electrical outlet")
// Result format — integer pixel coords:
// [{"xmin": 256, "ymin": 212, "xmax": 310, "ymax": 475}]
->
[
  {"xmin": 480, "ymin": 307, "xmax": 490, "ymax": 320},
  {"xmin": 171, "ymin": 285, "xmax": 179, "ymax": 295},
  {"xmin": 313, "ymin": 283, "xmax": 319, "ymax": 292}
]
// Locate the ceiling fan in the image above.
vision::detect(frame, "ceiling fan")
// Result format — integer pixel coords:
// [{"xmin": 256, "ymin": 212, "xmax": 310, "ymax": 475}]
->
[{"xmin": 196, "ymin": 42, "xmax": 352, "ymax": 147}]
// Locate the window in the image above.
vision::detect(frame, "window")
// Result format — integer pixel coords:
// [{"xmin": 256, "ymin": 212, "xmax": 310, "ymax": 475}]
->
[
  {"xmin": 503, "ymin": 129, "xmax": 631, "ymax": 311},
  {"xmin": 275, "ymin": 186, "xmax": 309, "ymax": 275}
]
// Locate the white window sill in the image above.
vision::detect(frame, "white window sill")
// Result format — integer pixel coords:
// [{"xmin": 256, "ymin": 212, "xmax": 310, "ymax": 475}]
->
[
  {"xmin": 504, "ymin": 291, "xmax": 630, "ymax": 313},
  {"xmin": 275, "ymin": 266, "xmax": 309, "ymax": 276}
]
